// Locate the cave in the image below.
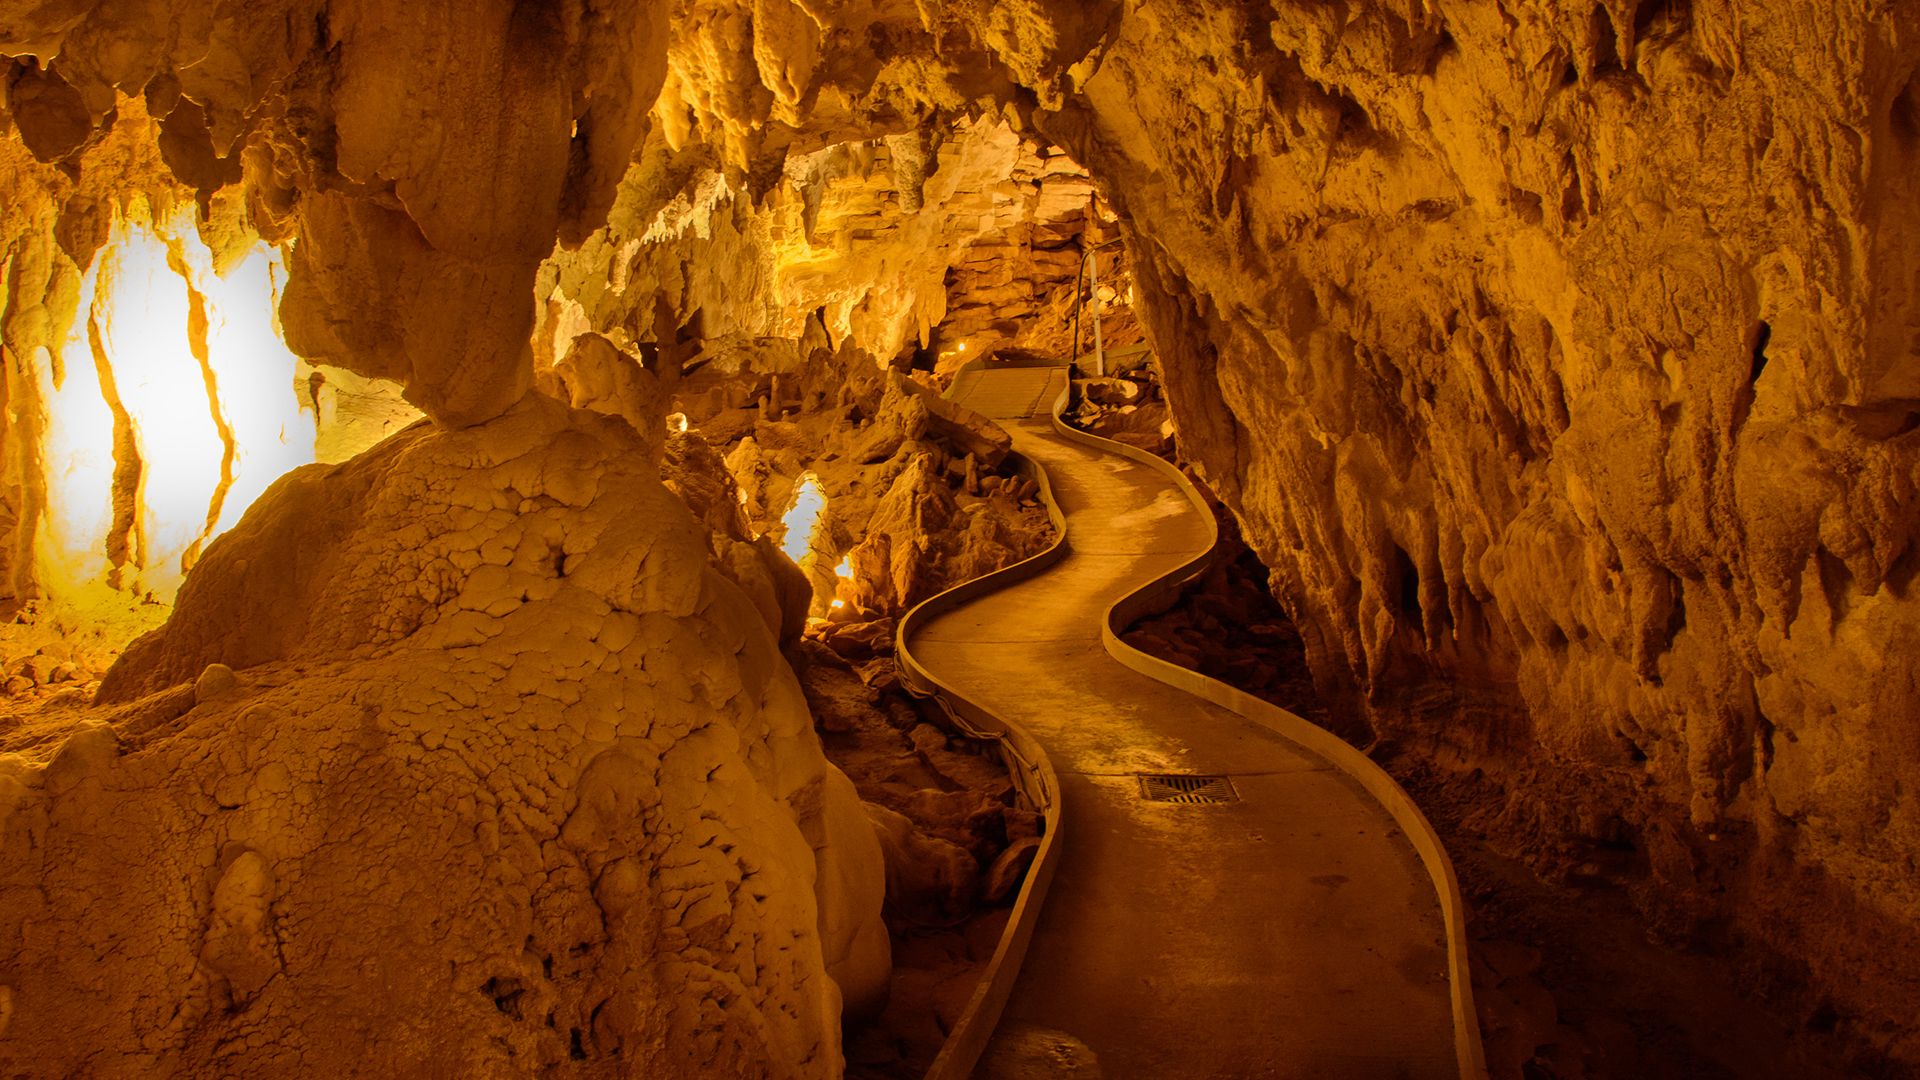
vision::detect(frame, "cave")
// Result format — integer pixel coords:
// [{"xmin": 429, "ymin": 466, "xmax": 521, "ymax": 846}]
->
[{"xmin": 1, "ymin": 4, "xmax": 1917, "ymax": 1079}]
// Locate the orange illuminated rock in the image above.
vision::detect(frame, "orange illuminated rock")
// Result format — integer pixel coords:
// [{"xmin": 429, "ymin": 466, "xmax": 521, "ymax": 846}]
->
[
  {"xmin": 3, "ymin": 395, "xmax": 887, "ymax": 1075},
  {"xmin": 1, "ymin": 0, "xmax": 1918, "ymax": 1069},
  {"xmin": 534, "ymin": 116, "xmax": 1141, "ymax": 373}
]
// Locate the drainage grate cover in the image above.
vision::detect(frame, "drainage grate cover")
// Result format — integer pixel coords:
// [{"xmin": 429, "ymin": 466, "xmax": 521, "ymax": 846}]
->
[{"xmin": 1137, "ymin": 773, "xmax": 1240, "ymax": 804}]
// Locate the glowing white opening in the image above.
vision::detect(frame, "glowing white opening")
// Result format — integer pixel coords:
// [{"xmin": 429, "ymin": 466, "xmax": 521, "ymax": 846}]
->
[
  {"xmin": 195, "ymin": 243, "xmax": 310, "ymax": 535},
  {"xmin": 100, "ymin": 215, "xmax": 227, "ymax": 596},
  {"xmin": 779, "ymin": 472, "xmax": 828, "ymax": 566},
  {"xmin": 36, "ymin": 198, "xmax": 315, "ymax": 607},
  {"xmin": 829, "ymin": 554, "xmax": 853, "ymax": 611}
]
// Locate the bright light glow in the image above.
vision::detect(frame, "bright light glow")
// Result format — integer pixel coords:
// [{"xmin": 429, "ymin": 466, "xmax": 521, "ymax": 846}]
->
[
  {"xmin": 103, "ymin": 214, "xmax": 223, "ymax": 596},
  {"xmin": 957, "ymin": 342, "xmax": 968, "ymax": 352},
  {"xmin": 828, "ymin": 554, "xmax": 853, "ymax": 611},
  {"xmin": 544, "ymin": 290, "xmax": 591, "ymax": 373},
  {"xmin": 35, "ymin": 268, "xmax": 114, "ymax": 600},
  {"xmin": 36, "ymin": 198, "xmax": 313, "ymax": 606},
  {"xmin": 779, "ymin": 471, "xmax": 828, "ymax": 566},
  {"xmin": 193, "ymin": 243, "xmax": 311, "ymax": 535},
  {"xmin": 642, "ymin": 171, "xmax": 734, "ymax": 243}
]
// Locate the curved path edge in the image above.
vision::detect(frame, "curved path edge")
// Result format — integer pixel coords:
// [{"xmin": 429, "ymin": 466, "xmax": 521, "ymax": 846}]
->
[
  {"xmin": 1043, "ymin": 388, "xmax": 1491, "ymax": 1080},
  {"xmin": 893, "ymin": 398, "xmax": 1073, "ymax": 1080}
]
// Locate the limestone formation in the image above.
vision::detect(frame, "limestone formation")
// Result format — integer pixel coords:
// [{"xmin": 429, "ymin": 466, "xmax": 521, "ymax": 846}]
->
[
  {"xmin": 788, "ymin": 635, "xmax": 1039, "ymax": 1076},
  {"xmin": 1065, "ymin": 361, "xmax": 1176, "ymax": 457},
  {"xmin": 1033, "ymin": 6, "xmax": 1920, "ymax": 1060},
  {"xmin": 1, "ymin": 0, "xmax": 1918, "ymax": 1073},
  {"xmin": 4, "ymin": 395, "xmax": 887, "ymax": 1076},
  {"xmin": 532, "ymin": 115, "xmax": 1141, "ymax": 375}
]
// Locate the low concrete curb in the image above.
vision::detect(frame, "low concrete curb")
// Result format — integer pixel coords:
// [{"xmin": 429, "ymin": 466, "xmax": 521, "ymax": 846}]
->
[{"xmin": 1046, "ymin": 384, "xmax": 1492, "ymax": 1080}]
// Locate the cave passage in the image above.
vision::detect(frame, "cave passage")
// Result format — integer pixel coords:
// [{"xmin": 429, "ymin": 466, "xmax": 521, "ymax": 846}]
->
[
  {"xmin": 907, "ymin": 363, "xmax": 1458, "ymax": 1077},
  {"xmin": 3, "ymin": 3, "xmax": 1919, "ymax": 1079}
]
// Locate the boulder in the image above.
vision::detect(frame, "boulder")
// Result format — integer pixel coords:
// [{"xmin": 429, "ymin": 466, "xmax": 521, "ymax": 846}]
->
[
  {"xmin": 864, "ymin": 802, "xmax": 980, "ymax": 925},
  {"xmin": 11, "ymin": 394, "xmax": 886, "ymax": 1077},
  {"xmin": 855, "ymin": 373, "xmax": 1012, "ymax": 469}
]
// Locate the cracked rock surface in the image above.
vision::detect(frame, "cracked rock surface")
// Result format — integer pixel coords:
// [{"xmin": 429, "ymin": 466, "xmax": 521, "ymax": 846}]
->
[
  {"xmin": 1, "ymin": 394, "xmax": 886, "ymax": 1077},
  {"xmin": 3, "ymin": 0, "xmax": 1920, "ymax": 1070}
]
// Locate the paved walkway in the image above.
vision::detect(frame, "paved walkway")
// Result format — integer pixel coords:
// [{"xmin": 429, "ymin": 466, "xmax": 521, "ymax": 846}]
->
[{"xmin": 917, "ymin": 365, "xmax": 1458, "ymax": 1079}]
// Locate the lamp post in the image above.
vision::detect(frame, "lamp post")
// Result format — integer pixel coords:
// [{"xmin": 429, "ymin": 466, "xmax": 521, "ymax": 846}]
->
[{"xmin": 1073, "ymin": 236, "xmax": 1121, "ymax": 377}]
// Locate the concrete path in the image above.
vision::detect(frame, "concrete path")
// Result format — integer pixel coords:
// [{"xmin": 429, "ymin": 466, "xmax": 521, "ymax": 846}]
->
[{"xmin": 918, "ymin": 366, "xmax": 1458, "ymax": 1079}]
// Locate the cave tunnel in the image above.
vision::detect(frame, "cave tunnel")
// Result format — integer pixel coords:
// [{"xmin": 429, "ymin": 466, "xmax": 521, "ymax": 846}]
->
[{"xmin": 1, "ymin": 3, "xmax": 1917, "ymax": 1079}]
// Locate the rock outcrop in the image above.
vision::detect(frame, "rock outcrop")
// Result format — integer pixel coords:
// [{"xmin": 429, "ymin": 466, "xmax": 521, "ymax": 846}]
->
[
  {"xmin": 706, "ymin": 349, "xmax": 1054, "ymax": 620},
  {"xmin": 789, "ymin": 635, "xmax": 1041, "ymax": 1078},
  {"xmin": 3, "ymin": 395, "xmax": 887, "ymax": 1076}
]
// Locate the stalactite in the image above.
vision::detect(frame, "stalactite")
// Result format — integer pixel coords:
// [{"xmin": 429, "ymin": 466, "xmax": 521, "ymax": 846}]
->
[
  {"xmin": 0, "ymin": 1, "xmax": 1914, "ymax": 1075},
  {"xmin": 84, "ymin": 290, "xmax": 143, "ymax": 589}
]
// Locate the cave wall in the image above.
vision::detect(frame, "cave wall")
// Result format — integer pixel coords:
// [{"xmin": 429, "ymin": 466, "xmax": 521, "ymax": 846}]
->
[
  {"xmin": 1, "ymin": 0, "xmax": 675, "ymax": 428},
  {"xmin": 4, "ymin": 0, "xmax": 1919, "ymax": 1064},
  {"xmin": 1027, "ymin": 0, "xmax": 1920, "ymax": 1053},
  {"xmin": 0, "ymin": 97, "xmax": 222, "ymax": 609},
  {"xmin": 0, "ymin": 98, "xmax": 417, "ymax": 613},
  {"xmin": 534, "ymin": 116, "xmax": 1133, "ymax": 378}
]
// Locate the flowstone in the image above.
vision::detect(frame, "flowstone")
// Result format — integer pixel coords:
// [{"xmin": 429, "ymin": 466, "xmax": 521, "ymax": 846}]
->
[{"xmin": 1, "ymin": 393, "xmax": 887, "ymax": 1077}]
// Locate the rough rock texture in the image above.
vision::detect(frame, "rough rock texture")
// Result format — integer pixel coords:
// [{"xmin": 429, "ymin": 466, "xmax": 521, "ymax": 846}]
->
[
  {"xmin": 1121, "ymin": 499, "xmax": 1343, "ymax": 738},
  {"xmin": 1064, "ymin": 350, "xmax": 1177, "ymax": 457},
  {"xmin": 5, "ymin": 0, "xmax": 1920, "ymax": 1067},
  {"xmin": 789, "ymin": 637, "xmax": 1041, "ymax": 1078},
  {"xmin": 655, "ymin": 418, "xmax": 819, "ymax": 651},
  {"xmin": 0, "ymin": 6, "xmax": 1125, "ymax": 614},
  {"xmin": 0, "ymin": 97, "xmax": 420, "ymax": 613},
  {"xmin": 709, "ymin": 350, "xmax": 1054, "ymax": 620},
  {"xmin": 2, "ymin": 394, "xmax": 887, "ymax": 1076},
  {"xmin": 0, "ymin": 600, "xmax": 143, "ymax": 716},
  {"xmin": 525, "ymin": 308, "xmax": 1052, "ymax": 627},
  {"xmin": 0, "ymin": 0, "xmax": 683, "ymax": 426},
  {"xmin": 0, "ymin": 98, "xmax": 215, "ymax": 608},
  {"xmin": 1024, "ymin": 1, "xmax": 1920, "ymax": 1062},
  {"xmin": 535, "ymin": 115, "xmax": 1139, "ymax": 375}
]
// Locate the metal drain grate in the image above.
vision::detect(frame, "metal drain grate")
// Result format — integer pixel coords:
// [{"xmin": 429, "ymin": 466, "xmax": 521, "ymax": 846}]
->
[{"xmin": 1137, "ymin": 773, "xmax": 1240, "ymax": 804}]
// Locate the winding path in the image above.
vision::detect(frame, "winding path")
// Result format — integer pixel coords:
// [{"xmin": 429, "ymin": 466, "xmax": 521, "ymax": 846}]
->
[{"xmin": 909, "ymin": 363, "xmax": 1465, "ymax": 1079}]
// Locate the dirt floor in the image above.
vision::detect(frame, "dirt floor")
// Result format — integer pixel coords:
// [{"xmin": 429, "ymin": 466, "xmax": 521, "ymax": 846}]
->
[
  {"xmin": 1393, "ymin": 758, "xmax": 1904, "ymax": 1080},
  {"xmin": 0, "ymin": 597, "xmax": 162, "ymax": 744}
]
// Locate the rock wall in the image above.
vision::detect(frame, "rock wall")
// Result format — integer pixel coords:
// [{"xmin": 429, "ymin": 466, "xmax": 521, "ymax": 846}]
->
[
  {"xmin": 2, "ymin": 0, "xmax": 678, "ymax": 426},
  {"xmin": 0, "ymin": 99, "xmax": 188, "ymax": 609},
  {"xmin": 0, "ymin": 89, "xmax": 418, "ymax": 617},
  {"xmin": 1025, "ymin": 0, "xmax": 1920, "ymax": 1058}
]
